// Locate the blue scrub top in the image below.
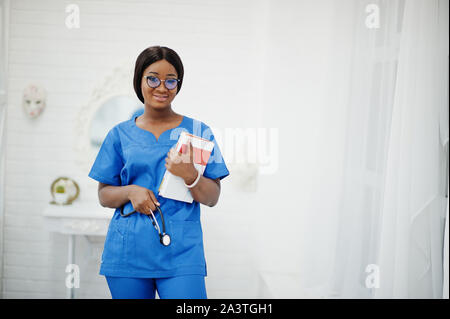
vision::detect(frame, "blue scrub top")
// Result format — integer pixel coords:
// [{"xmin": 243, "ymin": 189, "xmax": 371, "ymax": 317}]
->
[{"xmin": 88, "ymin": 113, "xmax": 229, "ymax": 278}]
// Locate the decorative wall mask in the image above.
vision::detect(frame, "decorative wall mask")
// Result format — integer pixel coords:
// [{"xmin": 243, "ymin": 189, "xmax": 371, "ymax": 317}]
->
[{"xmin": 23, "ymin": 84, "xmax": 47, "ymax": 118}]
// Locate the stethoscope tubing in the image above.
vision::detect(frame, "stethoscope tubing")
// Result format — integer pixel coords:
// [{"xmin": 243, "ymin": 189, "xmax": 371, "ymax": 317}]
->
[{"xmin": 120, "ymin": 203, "xmax": 170, "ymax": 246}]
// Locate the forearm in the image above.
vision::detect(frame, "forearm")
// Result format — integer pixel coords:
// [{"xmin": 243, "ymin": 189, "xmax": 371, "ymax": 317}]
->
[
  {"xmin": 98, "ymin": 184, "xmax": 134, "ymax": 208},
  {"xmin": 184, "ymin": 172, "xmax": 220, "ymax": 207}
]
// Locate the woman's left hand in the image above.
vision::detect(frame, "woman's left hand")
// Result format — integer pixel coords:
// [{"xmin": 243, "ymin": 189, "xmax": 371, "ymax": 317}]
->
[{"xmin": 165, "ymin": 140, "xmax": 198, "ymax": 184}]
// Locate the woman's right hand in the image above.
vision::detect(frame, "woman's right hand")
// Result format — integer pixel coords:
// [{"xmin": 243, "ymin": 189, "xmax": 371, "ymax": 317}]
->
[{"xmin": 127, "ymin": 185, "xmax": 160, "ymax": 215}]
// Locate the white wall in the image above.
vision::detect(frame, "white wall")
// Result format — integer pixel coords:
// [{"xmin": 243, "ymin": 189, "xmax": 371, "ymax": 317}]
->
[
  {"xmin": 0, "ymin": 0, "xmax": 10, "ymax": 300},
  {"xmin": 2, "ymin": 0, "xmax": 353, "ymax": 298},
  {"xmin": 2, "ymin": 0, "xmax": 266, "ymax": 299}
]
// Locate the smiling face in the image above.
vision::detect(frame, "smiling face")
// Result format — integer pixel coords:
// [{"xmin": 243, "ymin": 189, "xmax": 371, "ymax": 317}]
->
[{"xmin": 141, "ymin": 59, "xmax": 179, "ymax": 110}]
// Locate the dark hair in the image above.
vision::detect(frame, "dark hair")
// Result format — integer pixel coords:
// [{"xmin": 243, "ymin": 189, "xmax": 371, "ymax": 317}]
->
[{"xmin": 133, "ymin": 46, "xmax": 184, "ymax": 103}]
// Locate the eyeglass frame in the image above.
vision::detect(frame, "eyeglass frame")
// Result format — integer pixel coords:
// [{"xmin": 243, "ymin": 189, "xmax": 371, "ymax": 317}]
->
[{"xmin": 145, "ymin": 75, "xmax": 180, "ymax": 90}]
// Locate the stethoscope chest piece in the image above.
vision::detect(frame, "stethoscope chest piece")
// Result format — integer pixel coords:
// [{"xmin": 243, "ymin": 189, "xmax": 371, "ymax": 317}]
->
[{"xmin": 160, "ymin": 233, "xmax": 171, "ymax": 246}]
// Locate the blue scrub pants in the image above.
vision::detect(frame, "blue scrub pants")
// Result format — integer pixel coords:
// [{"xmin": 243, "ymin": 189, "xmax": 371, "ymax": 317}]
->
[{"xmin": 105, "ymin": 275, "xmax": 207, "ymax": 299}]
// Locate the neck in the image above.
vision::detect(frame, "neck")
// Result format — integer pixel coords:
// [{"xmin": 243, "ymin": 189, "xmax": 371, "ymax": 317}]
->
[{"xmin": 142, "ymin": 105, "xmax": 177, "ymax": 122}]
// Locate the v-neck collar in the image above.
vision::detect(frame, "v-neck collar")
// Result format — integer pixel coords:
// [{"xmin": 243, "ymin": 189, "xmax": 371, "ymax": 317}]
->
[{"xmin": 131, "ymin": 114, "xmax": 187, "ymax": 144}]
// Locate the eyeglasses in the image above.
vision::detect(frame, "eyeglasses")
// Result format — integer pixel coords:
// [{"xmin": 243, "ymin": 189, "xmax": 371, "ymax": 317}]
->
[{"xmin": 145, "ymin": 75, "xmax": 180, "ymax": 90}]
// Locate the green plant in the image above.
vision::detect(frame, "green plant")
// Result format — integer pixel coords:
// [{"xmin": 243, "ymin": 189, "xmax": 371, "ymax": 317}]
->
[{"xmin": 55, "ymin": 185, "xmax": 65, "ymax": 194}]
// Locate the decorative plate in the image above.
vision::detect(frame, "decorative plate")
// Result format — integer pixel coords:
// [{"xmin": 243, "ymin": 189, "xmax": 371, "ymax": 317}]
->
[{"xmin": 50, "ymin": 177, "xmax": 80, "ymax": 205}]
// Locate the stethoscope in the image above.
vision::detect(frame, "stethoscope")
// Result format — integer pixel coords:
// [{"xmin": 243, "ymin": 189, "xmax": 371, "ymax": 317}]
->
[{"xmin": 120, "ymin": 204, "xmax": 171, "ymax": 246}]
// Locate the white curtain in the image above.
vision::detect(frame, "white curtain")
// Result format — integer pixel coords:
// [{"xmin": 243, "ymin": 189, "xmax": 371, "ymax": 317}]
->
[
  {"xmin": 444, "ymin": 183, "xmax": 449, "ymax": 299},
  {"xmin": 331, "ymin": 0, "xmax": 449, "ymax": 298},
  {"xmin": 438, "ymin": 0, "xmax": 449, "ymax": 300}
]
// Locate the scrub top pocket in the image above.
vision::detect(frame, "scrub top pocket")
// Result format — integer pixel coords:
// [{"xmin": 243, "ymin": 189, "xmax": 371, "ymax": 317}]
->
[
  {"xmin": 127, "ymin": 212, "xmax": 173, "ymax": 272},
  {"xmin": 101, "ymin": 214, "xmax": 129, "ymax": 266},
  {"xmin": 169, "ymin": 220, "xmax": 206, "ymax": 267}
]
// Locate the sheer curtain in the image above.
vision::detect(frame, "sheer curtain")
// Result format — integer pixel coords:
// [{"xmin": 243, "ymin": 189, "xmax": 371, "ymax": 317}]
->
[
  {"xmin": 444, "ymin": 182, "xmax": 449, "ymax": 299},
  {"xmin": 331, "ymin": 0, "xmax": 448, "ymax": 298}
]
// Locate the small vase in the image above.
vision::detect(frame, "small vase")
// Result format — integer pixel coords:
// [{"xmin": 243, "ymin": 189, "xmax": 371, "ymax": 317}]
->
[{"xmin": 54, "ymin": 193, "xmax": 68, "ymax": 205}]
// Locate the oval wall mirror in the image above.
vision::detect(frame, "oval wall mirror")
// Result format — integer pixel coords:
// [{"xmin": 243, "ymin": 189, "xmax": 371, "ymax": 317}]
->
[{"xmin": 90, "ymin": 95, "xmax": 142, "ymax": 151}]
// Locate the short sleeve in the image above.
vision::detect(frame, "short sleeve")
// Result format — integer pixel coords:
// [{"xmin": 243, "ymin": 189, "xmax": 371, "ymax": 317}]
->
[
  {"xmin": 88, "ymin": 127, "xmax": 124, "ymax": 186},
  {"xmin": 203, "ymin": 133, "xmax": 230, "ymax": 181}
]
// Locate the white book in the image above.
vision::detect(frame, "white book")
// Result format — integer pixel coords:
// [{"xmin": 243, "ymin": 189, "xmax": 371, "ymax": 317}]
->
[{"xmin": 158, "ymin": 131, "xmax": 214, "ymax": 203}]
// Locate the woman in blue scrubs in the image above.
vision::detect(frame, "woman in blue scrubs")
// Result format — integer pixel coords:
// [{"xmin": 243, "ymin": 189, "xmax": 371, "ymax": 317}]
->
[{"xmin": 88, "ymin": 46, "xmax": 229, "ymax": 299}]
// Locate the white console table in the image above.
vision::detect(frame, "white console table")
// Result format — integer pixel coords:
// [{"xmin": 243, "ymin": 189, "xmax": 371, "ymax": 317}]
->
[{"xmin": 42, "ymin": 201, "xmax": 114, "ymax": 299}]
